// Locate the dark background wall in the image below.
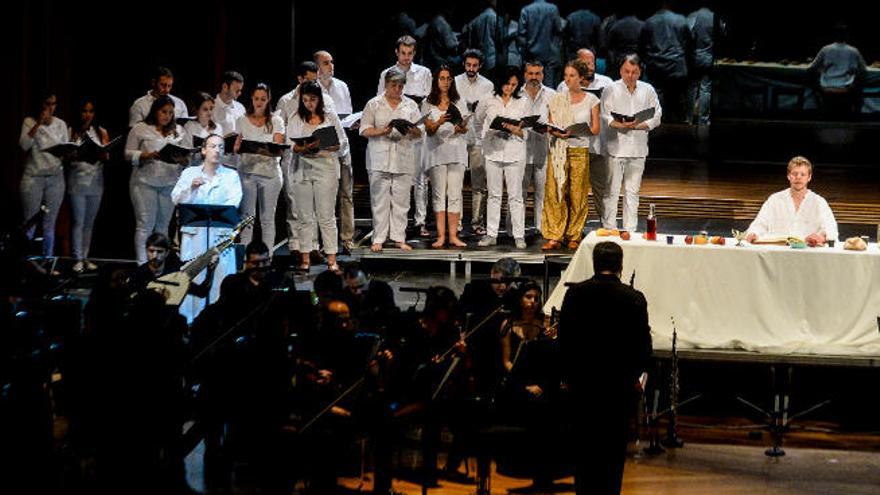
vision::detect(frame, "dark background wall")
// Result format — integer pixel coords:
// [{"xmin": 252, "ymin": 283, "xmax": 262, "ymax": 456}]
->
[{"xmin": 5, "ymin": 0, "xmax": 877, "ymax": 259}]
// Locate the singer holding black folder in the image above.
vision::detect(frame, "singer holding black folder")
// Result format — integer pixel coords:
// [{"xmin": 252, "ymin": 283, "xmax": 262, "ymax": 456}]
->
[
  {"xmin": 19, "ymin": 92, "xmax": 67, "ymax": 258},
  {"xmin": 68, "ymin": 98, "xmax": 110, "ymax": 272},
  {"xmin": 125, "ymin": 96, "xmax": 189, "ymax": 263},
  {"xmin": 183, "ymin": 92, "xmax": 223, "ymax": 152},
  {"xmin": 423, "ymin": 66, "xmax": 469, "ymax": 249},
  {"xmin": 542, "ymin": 59, "xmax": 600, "ymax": 251},
  {"xmin": 361, "ymin": 67, "xmax": 422, "ymax": 252},
  {"xmin": 234, "ymin": 83, "xmax": 285, "ymax": 252},
  {"xmin": 287, "ymin": 82, "xmax": 347, "ymax": 272},
  {"xmin": 600, "ymin": 54, "xmax": 662, "ymax": 232},
  {"xmin": 477, "ymin": 66, "xmax": 529, "ymax": 249}
]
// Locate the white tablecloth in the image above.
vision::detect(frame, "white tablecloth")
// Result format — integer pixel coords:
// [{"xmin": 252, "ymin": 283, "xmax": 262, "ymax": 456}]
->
[{"xmin": 545, "ymin": 232, "xmax": 880, "ymax": 356}]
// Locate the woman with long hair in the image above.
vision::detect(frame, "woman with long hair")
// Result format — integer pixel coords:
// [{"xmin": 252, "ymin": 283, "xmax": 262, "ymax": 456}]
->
[
  {"xmin": 422, "ymin": 66, "xmax": 469, "ymax": 248},
  {"xmin": 478, "ymin": 66, "xmax": 529, "ymax": 249},
  {"xmin": 287, "ymin": 81, "xmax": 348, "ymax": 272},
  {"xmin": 542, "ymin": 59, "xmax": 601, "ymax": 251},
  {"xmin": 183, "ymin": 92, "xmax": 222, "ymax": 148},
  {"xmin": 234, "ymin": 83, "xmax": 285, "ymax": 252},
  {"xmin": 125, "ymin": 95, "xmax": 189, "ymax": 263},
  {"xmin": 19, "ymin": 92, "xmax": 67, "ymax": 257},
  {"xmin": 68, "ymin": 98, "xmax": 110, "ymax": 272}
]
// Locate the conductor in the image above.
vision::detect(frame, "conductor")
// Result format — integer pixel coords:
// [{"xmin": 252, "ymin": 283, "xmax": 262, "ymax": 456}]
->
[{"xmin": 558, "ymin": 241, "xmax": 652, "ymax": 494}]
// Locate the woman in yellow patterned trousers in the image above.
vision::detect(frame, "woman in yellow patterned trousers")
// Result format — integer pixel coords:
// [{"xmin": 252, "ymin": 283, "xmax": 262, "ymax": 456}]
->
[{"xmin": 542, "ymin": 60, "xmax": 600, "ymax": 250}]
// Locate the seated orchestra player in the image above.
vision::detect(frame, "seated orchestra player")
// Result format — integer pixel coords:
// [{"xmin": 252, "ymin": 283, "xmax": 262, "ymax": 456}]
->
[{"xmin": 745, "ymin": 156, "xmax": 839, "ymax": 247}]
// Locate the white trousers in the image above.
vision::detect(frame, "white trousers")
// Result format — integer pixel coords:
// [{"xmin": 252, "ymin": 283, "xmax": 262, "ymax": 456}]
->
[
  {"xmin": 368, "ymin": 171, "xmax": 412, "ymax": 245},
  {"xmin": 178, "ymin": 226, "xmax": 235, "ymax": 324},
  {"xmin": 428, "ymin": 163, "xmax": 466, "ymax": 214},
  {"xmin": 587, "ymin": 153, "xmax": 609, "ymax": 228},
  {"xmin": 507, "ymin": 160, "xmax": 546, "ymax": 233},
  {"xmin": 293, "ymin": 165, "xmax": 339, "ymax": 254},
  {"xmin": 239, "ymin": 171, "xmax": 283, "ymax": 252},
  {"xmin": 603, "ymin": 156, "xmax": 646, "ymax": 232},
  {"xmin": 485, "ymin": 159, "xmax": 525, "ymax": 239},
  {"xmin": 131, "ymin": 180, "xmax": 174, "ymax": 264},
  {"xmin": 467, "ymin": 144, "xmax": 486, "ymax": 228},
  {"xmin": 338, "ymin": 158, "xmax": 355, "ymax": 242},
  {"xmin": 21, "ymin": 173, "xmax": 65, "ymax": 256},
  {"xmin": 281, "ymin": 155, "xmax": 300, "ymax": 251},
  {"xmin": 70, "ymin": 191, "xmax": 102, "ymax": 260},
  {"xmin": 412, "ymin": 145, "xmax": 428, "ymax": 226}
]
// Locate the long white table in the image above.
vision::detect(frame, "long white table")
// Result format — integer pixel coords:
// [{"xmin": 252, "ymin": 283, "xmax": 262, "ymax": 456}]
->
[{"xmin": 545, "ymin": 232, "xmax": 880, "ymax": 356}]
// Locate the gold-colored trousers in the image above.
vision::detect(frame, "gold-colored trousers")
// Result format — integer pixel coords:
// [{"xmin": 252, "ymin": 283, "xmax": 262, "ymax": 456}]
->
[{"xmin": 541, "ymin": 147, "xmax": 590, "ymax": 242}]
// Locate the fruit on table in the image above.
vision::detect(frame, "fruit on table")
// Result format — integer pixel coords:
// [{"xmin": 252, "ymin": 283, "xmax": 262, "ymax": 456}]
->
[
  {"xmin": 685, "ymin": 235, "xmax": 693, "ymax": 245},
  {"xmin": 620, "ymin": 231, "xmax": 631, "ymax": 240},
  {"xmin": 694, "ymin": 235, "xmax": 709, "ymax": 245}
]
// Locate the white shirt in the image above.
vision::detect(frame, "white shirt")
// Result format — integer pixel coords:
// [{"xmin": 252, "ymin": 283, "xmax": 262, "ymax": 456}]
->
[
  {"xmin": 454, "ymin": 73, "xmax": 495, "ymax": 145},
  {"xmin": 128, "ymin": 92, "xmax": 188, "ymax": 127},
  {"xmin": 480, "ymin": 95, "xmax": 529, "ymax": 163},
  {"xmin": 360, "ymin": 94, "xmax": 421, "ymax": 174},
  {"xmin": 213, "ymin": 95, "xmax": 246, "ymax": 135},
  {"xmin": 376, "ymin": 63, "xmax": 432, "ymax": 98},
  {"xmin": 422, "ymin": 100, "xmax": 469, "ymax": 169},
  {"xmin": 275, "ymin": 86, "xmax": 337, "ymax": 129},
  {"xmin": 601, "ymin": 79, "xmax": 662, "ymax": 158},
  {"xmin": 519, "ymin": 85, "xmax": 556, "ymax": 164},
  {"xmin": 746, "ymin": 189, "xmax": 839, "ymax": 241},
  {"xmin": 67, "ymin": 127, "xmax": 104, "ymax": 194},
  {"xmin": 286, "ymin": 111, "xmax": 349, "ymax": 180},
  {"xmin": 183, "ymin": 120, "xmax": 224, "ymax": 148},
  {"xmin": 236, "ymin": 114, "xmax": 285, "ymax": 178},
  {"xmin": 565, "ymin": 93, "xmax": 600, "ymax": 148},
  {"xmin": 171, "ymin": 164, "xmax": 243, "ymax": 207},
  {"xmin": 319, "ymin": 77, "xmax": 353, "ymax": 115},
  {"xmin": 19, "ymin": 117, "xmax": 68, "ymax": 176},
  {"xmin": 587, "ymin": 75, "xmax": 613, "ymax": 154},
  {"xmin": 125, "ymin": 122, "xmax": 188, "ymax": 187}
]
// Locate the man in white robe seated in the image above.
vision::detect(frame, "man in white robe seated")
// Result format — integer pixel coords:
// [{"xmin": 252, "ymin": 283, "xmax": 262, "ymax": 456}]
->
[{"xmin": 745, "ymin": 156, "xmax": 838, "ymax": 247}]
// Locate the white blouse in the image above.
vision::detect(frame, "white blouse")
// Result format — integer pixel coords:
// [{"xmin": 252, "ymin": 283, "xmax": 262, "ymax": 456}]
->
[
  {"xmin": 236, "ymin": 114, "xmax": 285, "ymax": 178},
  {"xmin": 67, "ymin": 127, "xmax": 104, "ymax": 195},
  {"xmin": 565, "ymin": 93, "xmax": 600, "ymax": 148},
  {"xmin": 125, "ymin": 122, "xmax": 188, "ymax": 187},
  {"xmin": 422, "ymin": 100, "xmax": 469, "ymax": 169},
  {"xmin": 480, "ymin": 95, "xmax": 529, "ymax": 164},
  {"xmin": 286, "ymin": 111, "xmax": 349, "ymax": 180},
  {"xmin": 183, "ymin": 120, "xmax": 224, "ymax": 148},
  {"xmin": 19, "ymin": 117, "xmax": 68, "ymax": 176},
  {"xmin": 359, "ymin": 95, "xmax": 422, "ymax": 175}
]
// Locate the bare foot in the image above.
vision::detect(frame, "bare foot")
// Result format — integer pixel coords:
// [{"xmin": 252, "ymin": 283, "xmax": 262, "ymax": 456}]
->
[
  {"xmin": 431, "ymin": 237, "xmax": 446, "ymax": 248},
  {"xmin": 397, "ymin": 242, "xmax": 412, "ymax": 251},
  {"xmin": 371, "ymin": 243, "xmax": 383, "ymax": 252},
  {"xmin": 449, "ymin": 237, "xmax": 467, "ymax": 248}
]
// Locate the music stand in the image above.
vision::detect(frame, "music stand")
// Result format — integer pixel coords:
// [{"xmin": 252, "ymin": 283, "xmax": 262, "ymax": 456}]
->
[{"xmin": 177, "ymin": 204, "xmax": 239, "ymax": 251}]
